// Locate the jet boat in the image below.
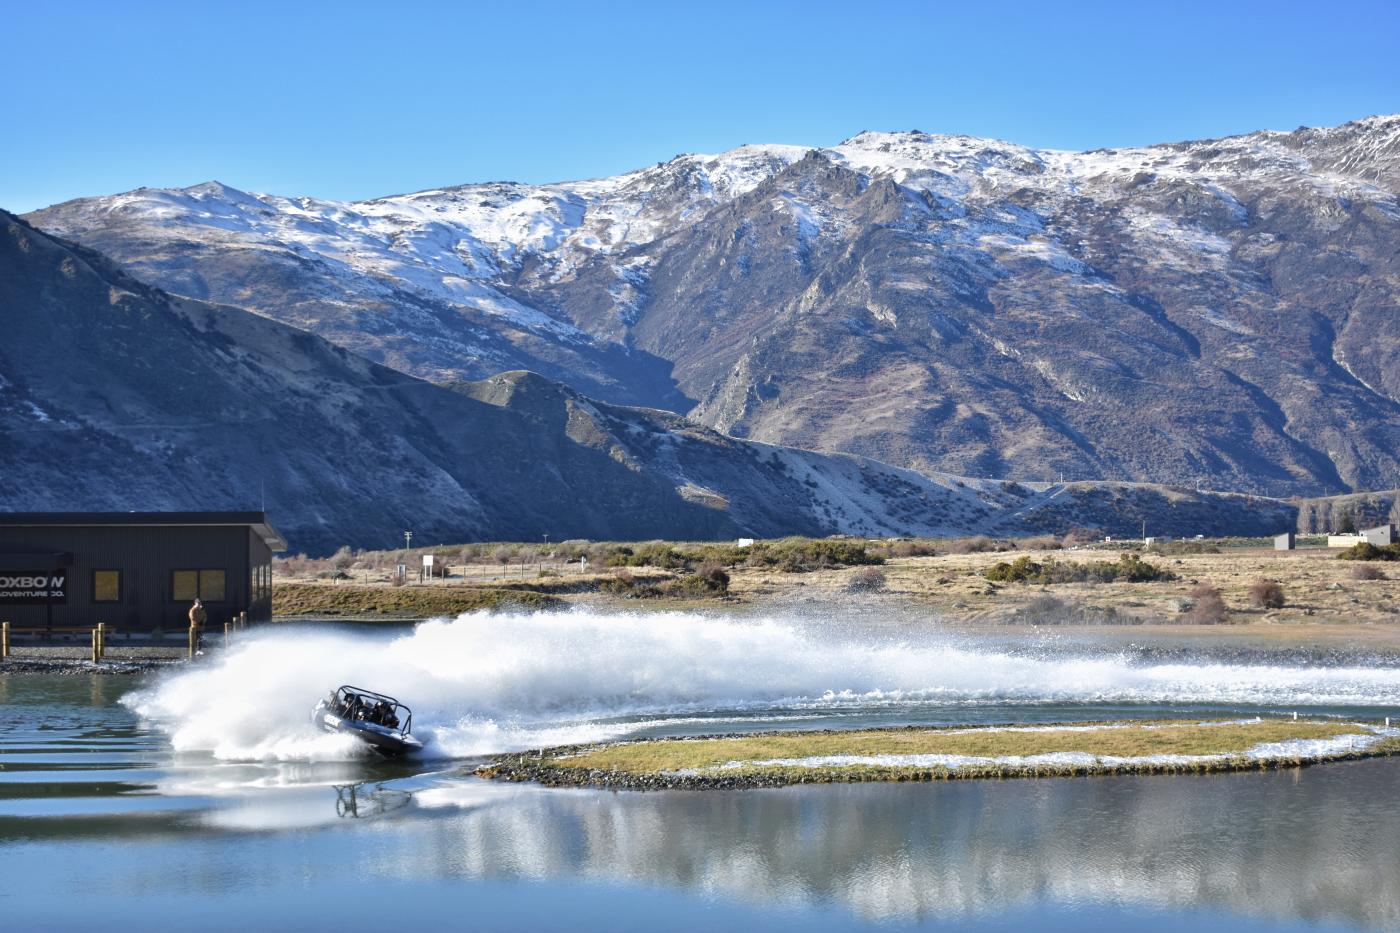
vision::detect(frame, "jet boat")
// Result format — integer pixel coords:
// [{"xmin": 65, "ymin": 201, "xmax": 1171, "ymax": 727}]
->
[{"xmin": 313, "ymin": 685, "xmax": 423, "ymax": 758}]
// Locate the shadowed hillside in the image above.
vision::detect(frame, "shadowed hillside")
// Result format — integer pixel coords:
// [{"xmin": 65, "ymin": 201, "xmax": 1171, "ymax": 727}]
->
[{"xmin": 5, "ymin": 210, "xmax": 1302, "ymax": 551}]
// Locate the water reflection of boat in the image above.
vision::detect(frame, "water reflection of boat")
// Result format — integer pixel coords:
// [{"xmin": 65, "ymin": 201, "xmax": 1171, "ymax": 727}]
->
[
  {"xmin": 313, "ymin": 685, "xmax": 423, "ymax": 758},
  {"xmin": 334, "ymin": 782, "xmax": 414, "ymax": 819}
]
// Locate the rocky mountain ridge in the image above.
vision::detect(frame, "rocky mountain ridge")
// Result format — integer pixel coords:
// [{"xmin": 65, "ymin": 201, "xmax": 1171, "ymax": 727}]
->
[
  {"xmin": 0, "ymin": 211, "xmax": 1308, "ymax": 551},
  {"xmin": 25, "ymin": 115, "xmax": 1400, "ymax": 497}
]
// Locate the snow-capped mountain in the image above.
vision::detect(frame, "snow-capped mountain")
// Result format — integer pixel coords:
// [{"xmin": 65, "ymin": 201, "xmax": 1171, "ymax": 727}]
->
[
  {"xmin": 6, "ymin": 210, "xmax": 1304, "ymax": 550},
  {"xmin": 27, "ymin": 115, "xmax": 1400, "ymax": 496}
]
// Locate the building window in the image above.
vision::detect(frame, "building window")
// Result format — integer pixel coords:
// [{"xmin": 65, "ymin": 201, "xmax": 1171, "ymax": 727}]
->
[
  {"xmin": 201, "ymin": 570, "xmax": 226, "ymax": 602},
  {"xmin": 171, "ymin": 569, "xmax": 226, "ymax": 603},
  {"xmin": 93, "ymin": 570, "xmax": 122, "ymax": 603},
  {"xmin": 172, "ymin": 570, "xmax": 199, "ymax": 602}
]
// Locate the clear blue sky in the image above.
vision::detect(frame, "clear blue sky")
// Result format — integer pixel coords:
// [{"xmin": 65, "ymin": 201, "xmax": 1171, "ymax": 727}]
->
[{"xmin": 5, "ymin": 0, "xmax": 1398, "ymax": 213}]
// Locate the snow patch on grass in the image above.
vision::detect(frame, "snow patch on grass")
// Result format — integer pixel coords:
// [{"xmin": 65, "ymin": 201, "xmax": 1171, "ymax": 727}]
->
[{"xmin": 703, "ymin": 723, "xmax": 1397, "ymax": 773}]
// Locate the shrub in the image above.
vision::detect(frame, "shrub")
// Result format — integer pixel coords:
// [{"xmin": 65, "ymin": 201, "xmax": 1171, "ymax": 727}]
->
[
  {"xmin": 846, "ymin": 566, "xmax": 887, "ymax": 592},
  {"xmin": 1017, "ymin": 594, "xmax": 1075, "ymax": 624},
  {"xmin": 329, "ymin": 545, "xmax": 355, "ymax": 572},
  {"xmin": 1107, "ymin": 553, "xmax": 1178, "ymax": 583},
  {"xmin": 1183, "ymin": 584, "xmax": 1228, "ymax": 624},
  {"xmin": 628, "ymin": 541, "xmax": 687, "ymax": 569},
  {"xmin": 984, "ymin": 553, "xmax": 1175, "ymax": 585},
  {"xmin": 661, "ymin": 571, "xmax": 729, "ymax": 598},
  {"xmin": 884, "ymin": 539, "xmax": 938, "ymax": 558},
  {"xmin": 598, "ymin": 564, "xmax": 728, "ymax": 598},
  {"xmin": 1351, "ymin": 564, "xmax": 1387, "ymax": 581},
  {"xmin": 1249, "ymin": 579, "xmax": 1286, "ymax": 609},
  {"xmin": 597, "ymin": 569, "xmax": 661, "ymax": 598},
  {"xmin": 1337, "ymin": 542, "xmax": 1400, "ymax": 562},
  {"xmin": 693, "ymin": 562, "xmax": 730, "ymax": 593},
  {"xmin": 735, "ymin": 538, "xmax": 882, "ymax": 573},
  {"xmin": 985, "ymin": 556, "xmax": 1043, "ymax": 583},
  {"xmin": 948, "ymin": 536, "xmax": 1005, "ymax": 555},
  {"xmin": 1010, "ymin": 595, "xmax": 1129, "ymax": 626}
]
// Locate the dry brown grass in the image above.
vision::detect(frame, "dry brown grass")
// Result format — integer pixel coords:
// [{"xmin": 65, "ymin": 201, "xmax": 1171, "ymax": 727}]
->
[
  {"xmin": 273, "ymin": 584, "xmax": 561, "ymax": 617},
  {"xmin": 550, "ymin": 719, "xmax": 1359, "ymax": 775},
  {"xmin": 716, "ymin": 546, "xmax": 1400, "ymax": 632},
  {"xmin": 273, "ymin": 543, "xmax": 1400, "ymax": 643}
]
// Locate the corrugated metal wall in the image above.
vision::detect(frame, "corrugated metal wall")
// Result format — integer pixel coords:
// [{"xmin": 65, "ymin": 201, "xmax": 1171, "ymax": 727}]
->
[{"xmin": 0, "ymin": 525, "xmax": 258, "ymax": 633}]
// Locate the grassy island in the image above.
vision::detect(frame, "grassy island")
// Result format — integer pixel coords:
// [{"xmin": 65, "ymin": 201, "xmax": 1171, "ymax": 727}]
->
[{"xmin": 477, "ymin": 718, "xmax": 1400, "ymax": 790}]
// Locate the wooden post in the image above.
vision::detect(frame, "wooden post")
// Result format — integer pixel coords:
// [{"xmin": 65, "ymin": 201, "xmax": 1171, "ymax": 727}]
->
[
  {"xmin": 91, "ymin": 628, "xmax": 99, "ymax": 663},
  {"xmin": 239, "ymin": 611, "xmax": 247, "ymax": 630},
  {"xmin": 223, "ymin": 621, "xmax": 231, "ymax": 648},
  {"xmin": 188, "ymin": 624, "xmax": 198, "ymax": 660},
  {"xmin": 1, "ymin": 621, "xmax": 8, "ymax": 660},
  {"xmin": 96, "ymin": 622, "xmax": 106, "ymax": 661}
]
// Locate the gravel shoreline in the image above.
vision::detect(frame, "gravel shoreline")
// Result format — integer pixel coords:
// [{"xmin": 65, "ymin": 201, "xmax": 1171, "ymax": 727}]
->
[{"xmin": 1, "ymin": 646, "xmax": 189, "ymax": 675}]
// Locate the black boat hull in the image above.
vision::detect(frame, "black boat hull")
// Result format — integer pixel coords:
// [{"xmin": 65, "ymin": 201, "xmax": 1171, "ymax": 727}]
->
[{"xmin": 313, "ymin": 702, "xmax": 424, "ymax": 758}]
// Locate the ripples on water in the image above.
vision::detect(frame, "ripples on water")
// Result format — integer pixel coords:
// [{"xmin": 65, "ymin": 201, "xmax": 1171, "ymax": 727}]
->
[{"xmin": 4, "ymin": 611, "xmax": 1400, "ymax": 932}]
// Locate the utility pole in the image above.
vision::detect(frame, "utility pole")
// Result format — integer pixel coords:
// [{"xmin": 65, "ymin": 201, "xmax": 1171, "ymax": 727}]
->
[{"xmin": 403, "ymin": 530, "xmax": 413, "ymax": 551}]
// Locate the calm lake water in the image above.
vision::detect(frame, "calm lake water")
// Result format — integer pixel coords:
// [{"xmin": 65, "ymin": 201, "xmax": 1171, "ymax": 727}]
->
[{"xmin": 4, "ymin": 669, "xmax": 1399, "ymax": 932}]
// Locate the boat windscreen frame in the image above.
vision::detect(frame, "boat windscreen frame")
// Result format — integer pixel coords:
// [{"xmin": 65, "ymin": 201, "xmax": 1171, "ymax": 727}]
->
[{"xmin": 335, "ymin": 685, "xmax": 413, "ymax": 734}]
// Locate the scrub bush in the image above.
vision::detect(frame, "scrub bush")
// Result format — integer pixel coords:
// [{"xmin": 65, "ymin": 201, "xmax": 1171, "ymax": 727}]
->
[
  {"xmin": 1249, "ymin": 579, "xmax": 1286, "ymax": 609},
  {"xmin": 1337, "ymin": 542, "xmax": 1400, "ymax": 562},
  {"xmin": 947, "ymin": 536, "xmax": 1005, "ymax": 554},
  {"xmin": 985, "ymin": 553, "xmax": 1175, "ymax": 585},
  {"xmin": 846, "ymin": 566, "xmax": 887, "ymax": 592},
  {"xmin": 1183, "ymin": 585, "xmax": 1228, "ymax": 624}
]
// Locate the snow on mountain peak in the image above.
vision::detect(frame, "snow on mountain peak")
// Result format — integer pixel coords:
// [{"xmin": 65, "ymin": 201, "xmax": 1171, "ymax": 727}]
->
[{"xmin": 29, "ymin": 115, "xmax": 1400, "ymax": 360}]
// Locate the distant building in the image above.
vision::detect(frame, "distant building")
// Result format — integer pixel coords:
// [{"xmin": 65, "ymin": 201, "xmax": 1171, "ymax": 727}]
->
[
  {"xmin": 1363, "ymin": 524, "xmax": 1397, "ymax": 546},
  {"xmin": 1327, "ymin": 533, "xmax": 1367, "ymax": 548},
  {"xmin": 1274, "ymin": 532, "xmax": 1296, "ymax": 551},
  {"xmin": 1143, "ymin": 536, "xmax": 1172, "ymax": 547},
  {"xmin": 0, "ymin": 512, "xmax": 284, "ymax": 635},
  {"xmin": 736, "ymin": 538, "xmax": 755, "ymax": 548}
]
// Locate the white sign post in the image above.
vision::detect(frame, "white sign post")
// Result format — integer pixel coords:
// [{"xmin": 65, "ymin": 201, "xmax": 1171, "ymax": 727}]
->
[{"xmin": 422, "ymin": 553, "xmax": 435, "ymax": 583}]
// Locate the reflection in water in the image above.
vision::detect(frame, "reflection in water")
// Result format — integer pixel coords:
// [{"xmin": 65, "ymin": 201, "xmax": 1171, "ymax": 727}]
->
[
  {"xmin": 334, "ymin": 782, "xmax": 413, "ymax": 820},
  {"xmin": 383, "ymin": 765, "xmax": 1399, "ymax": 930},
  {"xmin": 7, "ymin": 674, "xmax": 1400, "ymax": 931}
]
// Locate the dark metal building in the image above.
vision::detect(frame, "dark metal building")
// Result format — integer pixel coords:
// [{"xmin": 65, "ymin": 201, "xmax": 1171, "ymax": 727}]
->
[{"xmin": 0, "ymin": 512, "xmax": 285, "ymax": 635}]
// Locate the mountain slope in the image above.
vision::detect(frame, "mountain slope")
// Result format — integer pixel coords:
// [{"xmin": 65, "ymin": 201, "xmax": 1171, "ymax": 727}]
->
[
  {"xmin": 7, "ymin": 210, "xmax": 1295, "ymax": 550},
  {"xmin": 26, "ymin": 116, "xmax": 1400, "ymax": 496}
]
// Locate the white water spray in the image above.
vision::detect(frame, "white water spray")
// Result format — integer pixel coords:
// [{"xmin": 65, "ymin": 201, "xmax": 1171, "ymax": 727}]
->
[{"xmin": 124, "ymin": 609, "xmax": 1400, "ymax": 761}]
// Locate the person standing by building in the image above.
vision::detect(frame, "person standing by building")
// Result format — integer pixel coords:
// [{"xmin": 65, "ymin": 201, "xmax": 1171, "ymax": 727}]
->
[{"xmin": 188, "ymin": 597, "xmax": 207, "ymax": 649}]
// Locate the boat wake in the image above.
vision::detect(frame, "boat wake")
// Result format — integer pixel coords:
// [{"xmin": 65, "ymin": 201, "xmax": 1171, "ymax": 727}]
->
[{"xmin": 123, "ymin": 609, "xmax": 1400, "ymax": 761}]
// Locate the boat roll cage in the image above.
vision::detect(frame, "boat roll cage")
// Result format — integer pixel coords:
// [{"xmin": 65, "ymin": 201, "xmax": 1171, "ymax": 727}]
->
[{"xmin": 335, "ymin": 685, "xmax": 413, "ymax": 734}]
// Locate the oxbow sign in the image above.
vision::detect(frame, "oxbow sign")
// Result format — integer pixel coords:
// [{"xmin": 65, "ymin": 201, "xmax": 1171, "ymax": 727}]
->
[{"xmin": 0, "ymin": 572, "xmax": 67, "ymax": 604}]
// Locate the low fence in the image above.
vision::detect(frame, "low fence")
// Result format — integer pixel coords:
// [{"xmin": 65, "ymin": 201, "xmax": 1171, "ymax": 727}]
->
[{"xmin": 0, "ymin": 610, "xmax": 252, "ymax": 663}]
